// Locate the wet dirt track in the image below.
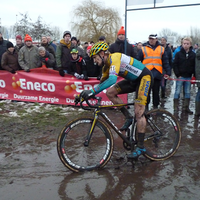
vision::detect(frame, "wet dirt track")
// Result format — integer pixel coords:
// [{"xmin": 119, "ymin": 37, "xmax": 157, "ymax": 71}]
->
[{"xmin": 1, "ymin": 81, "xmax": 200, "ymax": 200}]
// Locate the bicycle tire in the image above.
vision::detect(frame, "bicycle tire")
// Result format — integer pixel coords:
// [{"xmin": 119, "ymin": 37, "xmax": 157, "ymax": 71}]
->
[
  {"xmin": 57, "ymin": 116, "xmax": 114, "ymax": 172},
  {"xmin": 137, "ymin": 109, "xmax": 181, "ymax": 161}
]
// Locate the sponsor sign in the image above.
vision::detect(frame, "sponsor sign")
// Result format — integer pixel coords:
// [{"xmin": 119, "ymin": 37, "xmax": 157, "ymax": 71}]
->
[{"xmin": 0, "ymin": 67, "xmax": 127, "ymax": 105}]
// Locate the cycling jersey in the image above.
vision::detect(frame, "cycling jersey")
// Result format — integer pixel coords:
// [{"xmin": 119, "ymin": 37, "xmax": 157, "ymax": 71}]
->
[{"xmin": 92, "ymin": 53, "xmax": 146, "ymax": 94}]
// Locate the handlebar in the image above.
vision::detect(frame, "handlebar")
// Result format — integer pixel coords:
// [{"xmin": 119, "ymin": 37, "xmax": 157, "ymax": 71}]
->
[{"xmin": 75, "ymin": 95, "xmax": 102, "ymax": 110}]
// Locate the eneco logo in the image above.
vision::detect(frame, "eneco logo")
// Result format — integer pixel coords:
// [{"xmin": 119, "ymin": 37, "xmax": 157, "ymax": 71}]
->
[
  {"xmin": 19, "ymin": 79, "xmax": 55, "ymax": 92},
  {"xmin": 0, "ymin": 80, "xmax": 6, "ymax": 88}
]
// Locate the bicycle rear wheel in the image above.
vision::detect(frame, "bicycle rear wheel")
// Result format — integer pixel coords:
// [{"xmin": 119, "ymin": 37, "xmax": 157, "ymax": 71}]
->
[
  {"xmin": 142, "ymin": 109, "xmax": 181, "ymax": 161},
  {"xmin": 57, "ymin": 116, "xmax": 114, "ymax": 172}
]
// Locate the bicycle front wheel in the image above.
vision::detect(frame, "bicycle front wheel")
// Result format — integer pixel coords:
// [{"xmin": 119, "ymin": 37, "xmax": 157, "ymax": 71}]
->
[
  {"xmin": 57, "ymin": 116, "xmax": 114, "ymax": 172},
  {"xmin": 142, "ymin": 109, "xmax": 181, "ymax": 161}
]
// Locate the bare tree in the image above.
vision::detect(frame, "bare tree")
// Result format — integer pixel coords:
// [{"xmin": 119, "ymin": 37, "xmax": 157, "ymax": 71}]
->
[
  {"xmin": 71, "ymin": 0, "xmax": 122, "ymax": 43},
  {"xmin": 50, "ymin": 26, "xmax": 63, "ymax": 41},
  {"xmin": 31, "ymin": 16, "xmax": 52, "ymax": 42},
  {"xmin": 14, "ymin": 12, "xmax": 32, "ymax": 37},
  {"xmin": 159, "ymin": 28, "xmax": 182, "ymax": 46},
  {"xmin": 188, "ymin": 26, "xmax": 200, "ymax": 45}
]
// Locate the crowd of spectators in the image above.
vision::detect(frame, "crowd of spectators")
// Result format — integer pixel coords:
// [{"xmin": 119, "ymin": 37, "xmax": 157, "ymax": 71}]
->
[{"xmin": 0, "ymin": 28, "xmax": 199, "ymax": 115}]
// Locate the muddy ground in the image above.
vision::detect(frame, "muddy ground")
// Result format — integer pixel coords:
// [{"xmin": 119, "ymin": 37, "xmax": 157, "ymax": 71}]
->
[{"xmin": 1, "ymin": 81, "xmax": 200, "ymax": 200}]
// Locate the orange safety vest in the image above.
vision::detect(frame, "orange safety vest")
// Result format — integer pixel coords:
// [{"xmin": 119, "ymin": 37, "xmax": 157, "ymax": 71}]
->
[{"xmin": 141, "ymin": 45, "xmax": 164, "ymax": 74}]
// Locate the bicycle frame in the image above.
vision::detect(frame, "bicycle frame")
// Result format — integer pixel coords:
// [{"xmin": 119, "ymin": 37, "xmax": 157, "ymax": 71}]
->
[{"xmin": 84, "ymin": 103, "xmax": 136, "ymax": 148}]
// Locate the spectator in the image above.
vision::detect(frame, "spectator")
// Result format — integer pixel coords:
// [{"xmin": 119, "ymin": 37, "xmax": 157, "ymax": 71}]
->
[
  {"xmin": 135, "ymin": 42, "xmax": 143, "ymax": 57},
  {"xmin": 41, "ymin": 36, "xmax": 55, "ymax": 58},
  {"xmin": 173, "ymin": 37, "xmax": 195, "ymax": 114},
  {"xmin": 0, "ymin": 32, "xmax": 9, "ymax": 69},
  {"xmin": 108, "ymin": 26, "xmax": 136, "ymax": 58},
  {"xmin": 1, "ymin": 41, "xmax": 21, "ymax": 73},
  {"xmin": 71, "ymin": 36, "xmax": 84, "ymax": 57},
  {"xmin": 47, "ymin": 35, "xmax": 57, "ymax": 51},
  {"xmin": 37, "ymin": 46, "xmax": 56, "ymax": 69},
  {"xmin": 172, "ymin": 38, "xmax": 184, "ymax": 61},
  {"xmin": 99, "ymin": 36, "xmax": 106, "ymax": 42},
  {"xmin": 195, "ymin": 48, "xmax": 200, "ymax": 116},
  {"xmin": 18, "ymin": 34, "xmax": 39, "ymax": 72},
  {"xmin": 137, "ymin": 34, "xmax": 171, "ymax": 109},
  {"xmin": 56, "ymin": 30, "xmax": 74, "ymax": 76},
  {"xmin": 90, "ymin": 41, "xmax": 95, "ymax": 46},
  {"xmin": 84, "ymin": 45, "xmax": 102, "ymax": 80},
  {"xmin": 193, "ymin": 43, "xmax": 199, "ymax": 53},
  {"xmin": 83, "ymin": 42, "xmax": 89, "ymax": 57},
  {"xmin": 15, "ymin": 35, "xmax": 24, "ymax": 53},
  {"xmin": 68, "ymin": 48, "xmax": 88, "ymax": 80},
  {"xmin": 160, "ymin": 36, "xmax": 173, "ymax": 99}
]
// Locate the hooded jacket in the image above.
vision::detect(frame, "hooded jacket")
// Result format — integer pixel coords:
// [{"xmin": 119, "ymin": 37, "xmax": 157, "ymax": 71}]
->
[
  {"xmin": 195, "ymin": 48, "xmax": 200, "ymax": 87},
  {"xmin": 56, "ymin": 39, "xmax": 75, "ymax": 71},
  {"xmin": 18, "ymin": 45, "xmax": 39, "ymax": 70},
  {"xmin": 37, "ymin": 51, "xmax": 56, "ymax": 69},
  {"xmin": 68, "ymin": 55, "xmax": 87, "ymax": 77},
  {"xmin": 108, "ymin": 38, "xmax": 136, "ymax": 58},
  {"xmin": 173, "ymin": 46, "xmax": 195, "ymax": 78},
  {"xmin": 1, "ymin": 50, "xmax": 21, "ymax": 72}
]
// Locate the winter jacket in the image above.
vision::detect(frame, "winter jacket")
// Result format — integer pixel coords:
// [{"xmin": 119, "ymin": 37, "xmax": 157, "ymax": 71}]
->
[
  {"xmin": 173, "ymin": 46, "xmax": 195, "ymax": 78},
  {"xmin": 0, "ymin": 38, "xmax": 9, "ymax": 69},
  {"xmin": 137, "ymin": 41, "xmax": 171, "ymax": 80},
  {"xmin": 41, "ymin": 43, "xmax": 56, "ymax": 58},
  {"xmin": 164, "ymin": 44, "xmax": 172, "ymax": 69},
  {"xmin": 84, "ymin": 55, "xmax": 102, "ymax": 78},
  {"xmin": 68, "ymin": 55, "xmax": 87, "ymax": 77},
  {"xmin": 56, "ymin": 39, "xmax": 75, "ymax": 71},
  {"xmin": 14, "ymin": 43, "xmax": 24, "ymax": 53},
  {"xmin": 49, "ymin": 41, "xmax": 57, "ymax": 51},
  {"xmin": 195, "ymin": 48, "xmax": 200, "ymax": 87},
  {"xmin": 172, "ymin": 45, "xmax": 181, "ymax": 61},
  {"xmin": 18, "ymin": 45, "xmax": 39, "ymax": 71},
  {"xmin": 37, "ymin": 51, "xmax": 56, "ymax": 69},
  {"xmin": 1, "ymin": 50, "xmax": 21, "ymax": 72},
  {"xmin": 109, "ymin": 38, "xmax": 136, "ymax": 58}
]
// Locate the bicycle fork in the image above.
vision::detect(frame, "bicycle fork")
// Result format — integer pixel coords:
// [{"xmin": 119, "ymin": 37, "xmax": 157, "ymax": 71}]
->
[{"xmin": 83, "ymin": 112, "xmax": 99, "ymax": 147}]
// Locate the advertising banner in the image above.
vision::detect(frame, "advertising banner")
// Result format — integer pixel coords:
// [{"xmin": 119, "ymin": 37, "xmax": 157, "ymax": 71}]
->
[{"xmin": 0, "ymin": 67, "xmax": 127, "ymax": 106}]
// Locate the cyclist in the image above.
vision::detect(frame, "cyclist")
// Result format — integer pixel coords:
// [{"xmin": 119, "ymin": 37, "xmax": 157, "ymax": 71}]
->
[{"xmin": 79, "ymin": 42, "xmax": 165, "ymax": 159}]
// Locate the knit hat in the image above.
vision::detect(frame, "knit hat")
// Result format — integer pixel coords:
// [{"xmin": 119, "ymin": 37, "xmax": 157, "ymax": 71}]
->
[
  {"xmin": 71, "ymin": 36, "xmax": 78, "ymax": 41},
  {"xmin": 24, "ymin": 34, "xmax": 32, "ymax": 42},
  {"xmin": 162, "ymin": 36, "xmax": 167, "ymax": 41},
  {"xmin": 16, "ymin": 35, "xmax": 22, "ymax": 40},
  {"xmin": 117, "ymin": 26, "xmax": 125, "ymax": 35},
  {"xmin": 63, "ymin": 31, "xmax": 71, "ymax": 38},
  {"xmin": 7, "ymin": 41, "xmax": 14, "ymax": 49}
]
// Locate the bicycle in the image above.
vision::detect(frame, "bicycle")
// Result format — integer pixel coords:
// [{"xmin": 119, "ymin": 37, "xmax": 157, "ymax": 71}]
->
[{"xmin": 57, "ymin": 96, "xmax": 181, "ymax": 172}]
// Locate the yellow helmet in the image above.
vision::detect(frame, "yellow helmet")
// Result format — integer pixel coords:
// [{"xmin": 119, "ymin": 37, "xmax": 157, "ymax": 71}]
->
[{"xmin": 90, "ymin": 42, "xmax": 109, "ymax": 57}]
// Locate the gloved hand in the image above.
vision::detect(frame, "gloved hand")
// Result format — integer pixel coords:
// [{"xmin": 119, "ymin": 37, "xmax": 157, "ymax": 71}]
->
[
  {"xmin": 10, "ymin": 69, "xmax": 16, "ymax": 74},
  {"xmin": 74, "ymin": 95, "xmax": 80, "ymax": 105},
  {"xmin": 80, "ymin": 90, "xmax": 94, "ymax": 100},
  {"xmin": 80, "ymin": 74, "xmax": 84, "ymax": 79},
  {"xmin": 59, "ymin": 69, "xmax": 65, "ymax": 77},
  {"xmin": 84, "ymin": 75, "xmax": 89, "ymax": 80},
  {"xmin": 97, "ymin": 75, "xmax": 101, "ymax": 80},
  {"xmin": 25, "ymin": 69, "xmax": 30, "ymax": 72},
  {"xmin": 74, "ymin": 72, "xmax": 81, "ymax": 79},
  {"xmin": 40, "ymin": 57, "xmax": 46, "ymax": 62}
]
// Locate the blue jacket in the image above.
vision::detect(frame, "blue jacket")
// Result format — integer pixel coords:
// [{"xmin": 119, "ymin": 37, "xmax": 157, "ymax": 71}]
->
[{"xmin": 172, "ymin": 46, "xmax": 181, "ymax": 62}]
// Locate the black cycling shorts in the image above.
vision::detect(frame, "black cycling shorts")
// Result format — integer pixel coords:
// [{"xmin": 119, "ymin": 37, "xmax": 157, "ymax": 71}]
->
[{"xmin": 114, "ymin": 68, "xmax": 153, "ymax": 105}]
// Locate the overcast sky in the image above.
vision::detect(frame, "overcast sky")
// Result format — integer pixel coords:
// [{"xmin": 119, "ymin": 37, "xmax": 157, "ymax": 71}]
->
[{"xmin": 1, "ymin": 0, "xmax": 200, "ymax": 44}]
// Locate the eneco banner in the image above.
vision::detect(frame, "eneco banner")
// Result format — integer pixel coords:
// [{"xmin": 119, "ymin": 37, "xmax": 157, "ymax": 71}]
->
[{"xmin": 0, "ymin": 67, "xmax": 127, "ymax": 105}]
